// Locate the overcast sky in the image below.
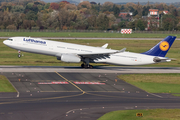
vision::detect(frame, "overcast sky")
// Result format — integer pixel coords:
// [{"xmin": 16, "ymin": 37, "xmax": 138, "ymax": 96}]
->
[{"xmin": 42, "ymin": 0, "xmax": 180, "ymax": 3}]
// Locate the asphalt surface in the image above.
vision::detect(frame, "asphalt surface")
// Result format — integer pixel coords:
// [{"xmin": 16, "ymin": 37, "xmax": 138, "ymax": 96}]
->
[
  {"xmin": 1, "ymin": 66, "xmax": 180, "ymax": 73},
  {"xmin": 0, "ymin": 67, "xmax": 180, "ymax": 120}
]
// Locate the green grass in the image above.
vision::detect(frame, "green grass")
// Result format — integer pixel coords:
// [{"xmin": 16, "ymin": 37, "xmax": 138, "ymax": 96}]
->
[
  {"xmin": 118, "ymin": 73, "xmax": 180, "ymax": 93},
  {"xmin": 172, "ymin": 94, "xmax": 180, "ymax": 96},
  {"xmin": 0, "ymin": 75, "xmax": 16, "ymax": 92},
  {"xmin": 98, "ymin": 109, "xmax": 180, "ymax": 120},
  {"xmin": 0, "ymin": 39, "xmax": 180, "ymax": 66},
  {"xmin": 0, "ymin": 31, "xmax": 180, "ymax": 38}
]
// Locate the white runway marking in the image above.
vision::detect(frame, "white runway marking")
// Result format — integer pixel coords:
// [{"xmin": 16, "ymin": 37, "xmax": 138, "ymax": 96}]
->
[{"xmin": 0, "ymin": 66, "xmax": 180, "ymax": 73}]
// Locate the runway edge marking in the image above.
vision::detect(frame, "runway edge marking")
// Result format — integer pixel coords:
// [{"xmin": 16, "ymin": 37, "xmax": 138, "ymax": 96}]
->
[
  {"xmin": 5, "ymin": 76, "xmax": 19, "ymax": 98},
  {"xmin": 148, "ymin": 93, "xmax": 163, "ymax": 98},
  {"xmin": 55, "ymin": 71, "xmax": 85, "ymax": 93}
]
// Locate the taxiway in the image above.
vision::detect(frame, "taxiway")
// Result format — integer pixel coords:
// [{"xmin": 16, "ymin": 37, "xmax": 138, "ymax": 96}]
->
[{"xmin": 0, "ymin": 66, "xmax": 180, "ymax": 120}]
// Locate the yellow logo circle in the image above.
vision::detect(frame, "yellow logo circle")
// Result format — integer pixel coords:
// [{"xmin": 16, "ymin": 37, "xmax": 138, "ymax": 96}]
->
[{"xmin": 159, "ymin": 41, "xmax": 169, "ymax": 51}]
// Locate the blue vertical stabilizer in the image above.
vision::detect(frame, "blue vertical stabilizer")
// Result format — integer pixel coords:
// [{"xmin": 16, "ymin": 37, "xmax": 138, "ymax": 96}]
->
[{"xmin": 141, "ymin": 36, "xmax": 176, "ymax": 57}]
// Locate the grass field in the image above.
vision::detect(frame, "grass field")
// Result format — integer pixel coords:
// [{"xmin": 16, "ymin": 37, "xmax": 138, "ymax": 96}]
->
[
  {"xmin": 98, "ymin": 109, "xmax": 180, "ymax": 120},
  {"xmin": 0, "ymin": 39, "xmax": 180, "ymax": 66},
  {"xmin": 0, "ymin": 75, "xmax": 16, "ymax": 92},
  {"xmin": 118, "ymin": 73, "xmax": 180, "ymax": 93},
  {"xmin": 0, "ymin": 31, "xmax": 180, "ymax": 38}
]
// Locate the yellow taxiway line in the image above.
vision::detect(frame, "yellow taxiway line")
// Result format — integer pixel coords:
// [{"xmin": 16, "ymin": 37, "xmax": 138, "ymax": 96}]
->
[{"xmin": 55, "ymin": 71, "xmax": 85, "ymax": 94}]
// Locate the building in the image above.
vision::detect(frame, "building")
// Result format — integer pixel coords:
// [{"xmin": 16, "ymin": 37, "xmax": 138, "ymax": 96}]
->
[
  {"xmin": 119, "ymin": 12, "xmax": 133, "ymax": 17},
  {"xmin": 118, "ymin": 12, "xmax": 133, "ymax": 21},
  {"xmin": 163, "ymin": 11, "xmax": 168, "ymax": 14},
  {"xmin": 147, "ymin": 9, "xmax": 159, "ymax": 30}
]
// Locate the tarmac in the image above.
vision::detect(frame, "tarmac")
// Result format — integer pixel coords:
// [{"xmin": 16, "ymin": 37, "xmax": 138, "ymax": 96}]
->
[{"xmin": 0, "ymin": 66, "xmax": 180, "ymax": 120}]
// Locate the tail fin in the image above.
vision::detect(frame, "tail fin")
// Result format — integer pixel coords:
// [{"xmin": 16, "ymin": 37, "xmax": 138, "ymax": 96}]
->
[{"xmin": 142, "ymin": 36, "xmax": 176, "ymax": 57}]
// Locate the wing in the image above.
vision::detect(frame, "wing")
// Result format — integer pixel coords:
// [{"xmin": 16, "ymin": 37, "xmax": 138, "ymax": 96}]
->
[{"xmin": 79, "ymin": 48, "xmax": 126, "ymax": 60}]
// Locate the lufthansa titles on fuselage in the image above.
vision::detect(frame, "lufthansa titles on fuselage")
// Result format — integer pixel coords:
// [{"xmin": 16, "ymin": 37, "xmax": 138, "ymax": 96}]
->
[{"xmin": 23, "ymin": 38, "xmax": 46, "ymax": 45}]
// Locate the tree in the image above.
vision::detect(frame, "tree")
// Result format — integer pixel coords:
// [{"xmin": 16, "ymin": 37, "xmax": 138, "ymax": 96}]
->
[
  {"xmin": 120, "ymin": 5, "xmax": 125, "ymax": 11},
  {"xmin": 142, "ymin": 6, "xmax": 150, "ymax": 16},
  {"xmin": 49, "ymin": 3, "xmax": 59, "ymax": 10},
  {"xmin": 136, "ymin": 19, "xmax": 145, "ymax": 30},
  {"xmin": 118, "ymin": 21, "xmax": 126, "ymax": 28},
  {"xmin": 101, "ymin": 2, "xmax": 114, "ymax": 12},
  {"xmin": 128, "ymin": 21, "xmax": 136, "ymax": 30},
  {"xmin": 55, "ymin": 9, "xmax": 77, "ymax": 30},
  {"xmin": 162, "ymin": 14, "xmax": 178, "ymax": 31},
  {"xmin": 59, "ymin": 1, "xmax": 70, "ymax": 9},
  {"xmin": 24, "ymin": 2, "xmax": 38, "ymax": 14},
  {"xmin": 11, "ymin": 13, "xmax": 25, "ymax": 29},
  {"xmin": 107, "ymin": 14, "xmax": 116, "ymax": 27},
  {"xmin": 77, "ymin": 1, "xmax": 91, "ymax": 10},
  {"xmin": 113, "ymin": 5, "xmax": 120, "ymax": 17},
  {"xmin": 23, "ymin": 20, "xmax": 35, "ymax": 30},
  {"xmin": 46, "ymin": 12, "xmax": 57, "ymax": 29},
  {"xmin": 128, "ymin": 6, "xmax": 135, "ymax": 12},
  {"xmin": 24, "ymin": 3, "xmax": 33, "ymax": 13},
  {"xmin": 36, "ymin": 12, "xmax": 50, "ymax": 30},
  {"xmin": 133, "ymin": 10, "xmax": 138, "ymax": 16},
  {"xmin": 91, "ymin": 4, "xmax": 101, "ymax": 15},
  {"xmin": 6, "ymin": 24, "xmax": 16, "ymax": 29},
  {"xmin": 2, "ymin": 11, "xmax": 11, "ymax": 29},
  {"xmin": 97, "ymin": 13, "xmax": 109, "ymax": 30},
  {"xmin": 26, "ymin": 11, "xmax": 37, "ymax": 21},
  {"xmin": 44, "ymin": 3, "xmax": 50, "ymax": 9},
  {"xmin": 11, "ymin": 5, "xmax": 25, "ymax": 13},
  {"xmin": 171, "ymin": 9, "xmax": 178, "ymax": 17},
  {"xmin": 74, "ymin": 13, "xmax": 88, "ymax": 29},
  {"xmin": 64, "ymin": 4, "xmax": 77, "ymax": 10},
  {"xmin": 87, "ymin": 15, "xmax": 96, "ymax": 29}
]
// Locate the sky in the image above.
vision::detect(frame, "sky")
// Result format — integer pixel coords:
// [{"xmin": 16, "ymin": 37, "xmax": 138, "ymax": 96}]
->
[{"xmin": 42, "ymin": 0, "xmax": 180, "ymax": 3}]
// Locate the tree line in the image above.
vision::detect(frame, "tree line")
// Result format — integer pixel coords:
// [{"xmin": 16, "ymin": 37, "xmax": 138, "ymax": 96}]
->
[{"xmin": 0, "ymin": 0, "xmax": 180, "ymax": 31}]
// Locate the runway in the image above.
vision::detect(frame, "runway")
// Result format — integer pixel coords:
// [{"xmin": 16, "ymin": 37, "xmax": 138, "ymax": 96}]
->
[
  {"xmin": 0, "ymin": 66, "xmax": 180, "ymax": 120},
  {"xmin": 1, "ymin": 66, "xmax": 180, "ymax": 73}
]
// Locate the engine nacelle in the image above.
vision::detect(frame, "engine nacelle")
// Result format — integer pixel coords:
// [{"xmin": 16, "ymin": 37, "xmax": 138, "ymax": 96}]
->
[{"xmin": 58, "ymin": 54, "xmax": 81, "ymax": 63}]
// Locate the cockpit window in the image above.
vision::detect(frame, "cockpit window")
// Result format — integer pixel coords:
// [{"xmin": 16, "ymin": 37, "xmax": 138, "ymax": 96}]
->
[{"xmin": 8, "ymin": 39, "xmax": 13, "ymax": 41}]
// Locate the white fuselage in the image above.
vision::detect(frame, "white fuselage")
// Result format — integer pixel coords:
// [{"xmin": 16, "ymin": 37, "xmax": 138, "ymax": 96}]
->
[{"xmin": 3, "ymin": 37, "xmax": 161, "ymax": 66}]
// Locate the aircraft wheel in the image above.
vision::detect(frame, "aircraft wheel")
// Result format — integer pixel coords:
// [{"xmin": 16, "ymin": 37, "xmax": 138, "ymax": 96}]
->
[
  {"xmin": 84, "ymin": 65, "xmax": 89, "ymax": 69},
  {"xmin": 81, "ymin": 64, "xmax": 84, "ymax": 68},
  {"xmin": 89, "ymin": 65, "xmax": 93, "ymax": 69}
]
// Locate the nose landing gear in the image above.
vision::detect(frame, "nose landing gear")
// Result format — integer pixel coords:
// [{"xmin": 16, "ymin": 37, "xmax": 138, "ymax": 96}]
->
[{"xmin": 18, "ymin": 50, "xmax": 21, "ymax": 58}]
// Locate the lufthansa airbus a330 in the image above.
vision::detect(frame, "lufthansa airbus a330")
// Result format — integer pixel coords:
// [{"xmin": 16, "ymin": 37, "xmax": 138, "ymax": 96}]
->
[{"xmin": 3, "ymin": 36, "xmax": 176, "ymax": 68}]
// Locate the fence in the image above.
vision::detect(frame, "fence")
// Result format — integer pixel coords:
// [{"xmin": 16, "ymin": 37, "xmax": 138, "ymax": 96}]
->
[{"xmin": 0, "ymin": 29, "xmax": 180, "ymax": 34}]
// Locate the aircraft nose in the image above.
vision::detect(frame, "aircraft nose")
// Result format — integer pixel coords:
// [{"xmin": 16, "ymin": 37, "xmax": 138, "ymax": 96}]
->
[{"xmin": 3, "ymin": 40, "xmax": 8, "ymax": 45}]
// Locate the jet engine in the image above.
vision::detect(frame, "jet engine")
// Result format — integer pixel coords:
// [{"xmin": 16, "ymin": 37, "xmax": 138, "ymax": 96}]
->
[{"xmin": 57, "ymin": 54, "xmax": 81, "ymax": 63}]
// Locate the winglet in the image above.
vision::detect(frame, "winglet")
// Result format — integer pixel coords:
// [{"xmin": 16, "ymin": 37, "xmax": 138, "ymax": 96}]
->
[
  {"xmin": 119, "ymin": 48, "xmax": 126, "ymax": 52},
  {"xmin": 142, "ymin": 36, "xmax": 176, "ymax": 57},
  {"xmin": 102, "ymin": 43, "xmax": 108, "ymax": 49},
  {"xmin": 114, "ymin": 48, "xmax": 126, "ymax": 53}
]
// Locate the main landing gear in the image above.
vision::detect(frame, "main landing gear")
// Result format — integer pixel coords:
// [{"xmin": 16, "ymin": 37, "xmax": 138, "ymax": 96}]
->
[
  {"xmin": 81, "ymin": 63, "xmax": 93, "ymax": 69},
  {"xmin": 81, "ymin": 58, "xmax": 93, "ymax": 69}
]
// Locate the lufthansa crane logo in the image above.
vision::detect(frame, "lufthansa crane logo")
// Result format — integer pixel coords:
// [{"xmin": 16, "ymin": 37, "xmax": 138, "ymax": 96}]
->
[{"xmin": 159, "ymin": 41, "xmax": 169, "ymax": 51}]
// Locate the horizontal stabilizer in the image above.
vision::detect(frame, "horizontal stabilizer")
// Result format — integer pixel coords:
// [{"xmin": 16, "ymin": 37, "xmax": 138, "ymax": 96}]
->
[{"xmin": 153, "ymin": 57, "xmax": 173, "ymax": 62}]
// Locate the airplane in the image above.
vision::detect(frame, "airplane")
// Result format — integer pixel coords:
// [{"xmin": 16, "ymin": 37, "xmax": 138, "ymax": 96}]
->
[{"xmin": 3, "ymin": 36, "xmax": 176, "ymax": 68}]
